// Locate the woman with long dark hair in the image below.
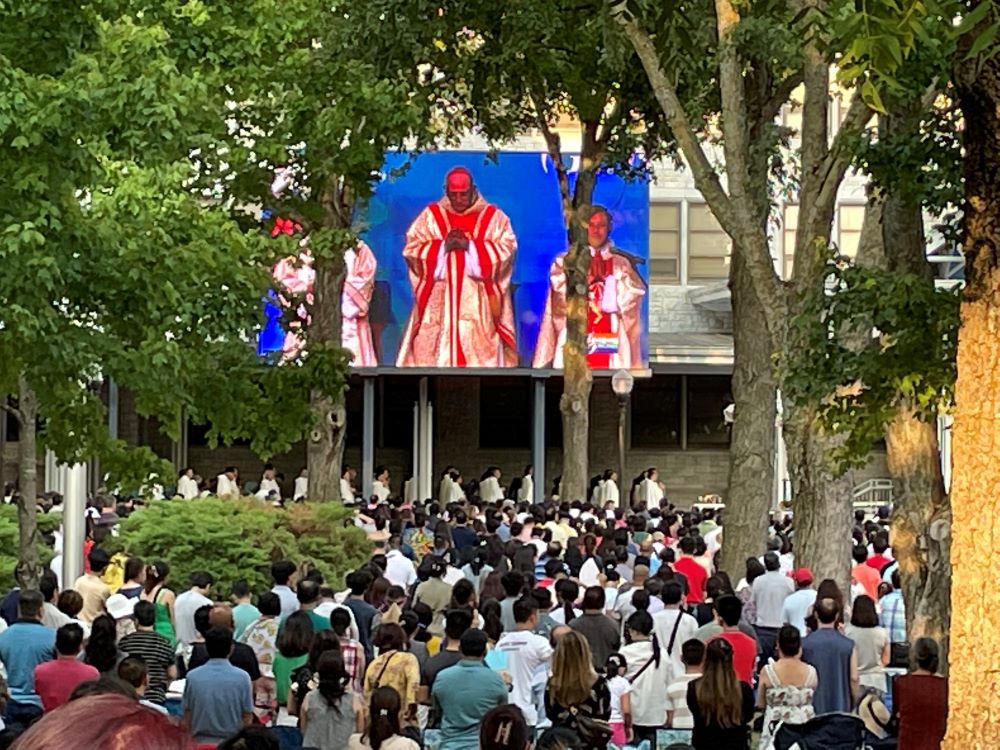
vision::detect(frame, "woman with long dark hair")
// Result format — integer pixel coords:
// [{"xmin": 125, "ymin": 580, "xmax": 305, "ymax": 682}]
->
[
  {"xmin": 845, "ymin": 594, "xmax": 889, "ymax": 694},
  {"xmin": 117, "ymin": 557, "xmax": 145, "ymax": 600},
  {"xmin": 348, "ymin": 686, "xmax": 418, "ymax": 750},
  {"xmin": 139, "ymin": 559, "xmax": 175, "ymax": 646},
  {"xmin": 301, "ymin": 651, "xmax": 363, "ymax": 749},
  {"xmin": 620, "ymin": 611, "xmax": 672, "ymax": 745},
  {"xmin": 83, "ymin": 614, "xmax": 125, "ymax": 674},
  {"xmin": 686, "ymin": 639, "xmax": 754, "ymax": 749}
]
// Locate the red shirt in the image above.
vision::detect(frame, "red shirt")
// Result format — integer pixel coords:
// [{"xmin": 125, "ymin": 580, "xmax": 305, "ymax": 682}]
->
[
  {"xmin": 866, "ymin": 554, "xmax": 891, "ymax": 573},
  {"xmin": 712, "ymin": 631, "xmax": 757, "ymax": 685},
  {"xmin": 673, "ymin": 557, "xmax": 708, "ymax": 603},
  {"xmin": 34, "ymin": 657, "xmax": 99, "ymax": 712}
]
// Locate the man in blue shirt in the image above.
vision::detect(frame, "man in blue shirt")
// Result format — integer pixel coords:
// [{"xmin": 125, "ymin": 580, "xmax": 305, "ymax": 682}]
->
[
  {"xmin": 880, "ymin": 570, "xmax": 907, "ymax": 646},
  {"xmin": 183, "ymin": 627, "xmax": 253, "ymax": 744},
  {"xmin": 0, "ymin": 589, "xmax": 56, "ymax": 729},
  {"xmin": 802, "ymin": 598, "xmax": 859, "ymax": 714},
  {"xmin": 432, "ymin": 629, "xmax": 508, "ymax": 750}
]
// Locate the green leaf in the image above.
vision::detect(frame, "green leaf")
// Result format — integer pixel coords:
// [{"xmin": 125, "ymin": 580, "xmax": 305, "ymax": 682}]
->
[{"xmin": 966, "ymin": 20, "xmax": 1000, "ymax": 60}]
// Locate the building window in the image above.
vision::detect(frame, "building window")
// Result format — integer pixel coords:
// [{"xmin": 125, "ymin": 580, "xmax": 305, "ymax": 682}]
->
[
  {"xmin": 783, "ymin": 204, "xmax": 798, "ymax": 279},
  {"xmin": 480, "ymin": 378, "xmax": 531, "ymax": 449},
  {"xmin": 687, "ymin": 375, "xmax": 732, "ymax": 447},
  {"xmin": 649, "ymin": 202, "xmax": 680, "ymax": 283},
  {"xmin": 837, "ymin": 204, "xmax": 866, "ymax": 259},
  {"xmin": 687, "ymin": 204, "xmax": 731, "ymax": 282},
  {"xmin": 631, "ymin": 376, "xmax": 682, "ymax": 449}
]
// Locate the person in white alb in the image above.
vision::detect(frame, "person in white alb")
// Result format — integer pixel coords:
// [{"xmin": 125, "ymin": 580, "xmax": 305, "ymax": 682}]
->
[
  {"xmin": 372, "ymin": 465, "xmax": 391, "ymax": 502},
  {"xmin": 215, "ymin": 467, "xmax": 239, "ymax": 500},
  {"xmin": 479, "ymin": 467, "xmax": 504, "ymax": 504},
  {"xmin": 340, "ymin": 466, "xmax": 357, "ymax": 504},
  {"xmin": 637, "ymin": 468, "xmax": 663, "ymax": 506},
  {"xmin": 652, "ymin": 580, "xmax": 699, "ymax": 679},
  {"xmin": 384, "ymin": 535, "xmax": 418, "ymax": 591},
  {"xmin": 293, "ymin": 468, "xmax": 308, "ymax": 502},
  {"xmin": 600, "ymin": 469, "xmax": 621, "ymax": 506},
  {"xmin": 255, "ymin": 464, "xmax": 281, "ymax": 500},
  {"xmin": 516, "ymin": 466, "xmax": 534, "ymax": 503},
  {"xmin": 176, "ymin": 468, "xmax": 199, "ymax": 500}
]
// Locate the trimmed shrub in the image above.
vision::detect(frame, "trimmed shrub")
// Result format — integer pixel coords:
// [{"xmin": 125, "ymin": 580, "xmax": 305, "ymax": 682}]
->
[
  {"xmin": 0, "ymin": 505, "xmax": 60, "ymax": 591},
  {"xmin": 104, "ymin": 498, "xmax": 370, "ymax": 595}
]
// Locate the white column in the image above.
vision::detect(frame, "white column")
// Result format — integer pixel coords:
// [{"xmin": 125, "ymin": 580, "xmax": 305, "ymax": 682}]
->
[{"xmin": 62, "ymin": 463, "xmax": 87, "ymax": 587}]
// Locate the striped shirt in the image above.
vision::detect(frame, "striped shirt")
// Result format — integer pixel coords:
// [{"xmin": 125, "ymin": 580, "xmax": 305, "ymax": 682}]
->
[
  {"xmin": 879, "ymin": 591, "xmax": 906, "ymax": 644},
  {"xmin": 119, "ymin": 629, "xmax": 176, "ymax": 703}
]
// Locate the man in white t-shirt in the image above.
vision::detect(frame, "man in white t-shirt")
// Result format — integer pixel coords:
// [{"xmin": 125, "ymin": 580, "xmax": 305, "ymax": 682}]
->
[
  {"xmin": 384, "ymin": 535, "xmax": 417, "ymax": 591},
  {"xmin": 493, "ymin": 596, "xmax": 553, "ymax": 731},
  {"xmin": 666, "ymin": 638, "xmax": 705, "ymax": 731},
  {"xmin": 651, "ymin": 580, "xmax": 699, "ymax": 679},
  {"xmin": 173, "ymin": 572, "xmax": 214, "ymax": 646}
]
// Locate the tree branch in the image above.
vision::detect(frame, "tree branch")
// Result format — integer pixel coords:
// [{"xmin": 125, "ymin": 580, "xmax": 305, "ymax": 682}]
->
[
  {"xmin": 0, "ymin": 401, "xmax": 22, "ymax": 425},
  {"xmin": 714, "ymin": 0, "xmax": 755, "ymax": 216},
  {"xmin": 762, "ymin": 70, "xmax": 805, "ymax": 124},
  {"xmin": 814, "ymin": 92, "xmax": 873, "ymax": 214}
]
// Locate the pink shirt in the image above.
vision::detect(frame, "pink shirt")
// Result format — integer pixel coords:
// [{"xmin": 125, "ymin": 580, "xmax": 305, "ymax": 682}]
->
[{"xmin": 34, "ymin": 657, "xmax": 99, "ymax": 711}]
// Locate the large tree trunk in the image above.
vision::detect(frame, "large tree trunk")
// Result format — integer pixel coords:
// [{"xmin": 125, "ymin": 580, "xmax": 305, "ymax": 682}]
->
[
  {"xmin": 783, "ymin": 407, "xmax": 854, "ymax": 591},
  {"xmin": 16, "ymin": 376, "xmax": 41, "ymax": 589},
  {"xmin": 721, "ymin": 246, "xmax": 776, "ymax": 576},
  {"xmin": 944, "ymin": 25, "xmax": 1000, "ymax": 748}
]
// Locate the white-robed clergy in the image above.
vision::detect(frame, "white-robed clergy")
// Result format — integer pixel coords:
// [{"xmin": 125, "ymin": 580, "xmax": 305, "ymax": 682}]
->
[
  {"xmin": 340, "ymin": 466, "xmax": 357, "ymax": 504},
  {"xmin": 637, "ymin": 468, "xmax": 664, "ymax": 506},
  {"xmin": 293, "ymin": 468, "xmax": 308, "ymax": 502},
  {"xmin": 372, "ymin": 465, "xmax": 391, "ymax": 502},
  {"xmin": 517, "ymin": 467, "xmax": 534, "ymax": 503},
  {"xmin": 255, "ymin": 464, "xmax": 281, "ymax": 500},
  {"xmin": 216, "ymin": 467, "xmax": 240, "ymax": 499},
  {"xmin": 479, "ymin": 467, "xmax": 504, "ymax": 504},
  {"xmin": 176, "ymin": 468, "xmax": 199, "ymax": 500},
  {"xmin": 598, "ymin": 470, "xmax": 621, "ymax": 507}
]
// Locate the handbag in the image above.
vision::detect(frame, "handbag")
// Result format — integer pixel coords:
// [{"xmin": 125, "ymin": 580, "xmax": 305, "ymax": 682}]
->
[
  {"xmin": 568, "ymin": 704, "xmax": 613, "ymax": 748},
  {"xmin": 889, "ymin": 642, "xmax": 910, "ymax": 669}
]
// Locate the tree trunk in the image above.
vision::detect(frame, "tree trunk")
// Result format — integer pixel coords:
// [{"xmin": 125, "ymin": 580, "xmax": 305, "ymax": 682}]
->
[
  {"xmin": 783, "ymin": 406, "xmax": 854, "ymax": 591},
  {"xmin": 16, "ymin": 376, "xmax": 41, "ymax": 589},
  {"xmin": 943, "ymin": 28, "xmax": 1000, "ymax": 748},
  {"xmin": 547, "ymin": 122, "xmax": 600, "ymax": 503},
  {"xmin": 721, "ymin": 246, "xmax": 776, "ymax": 576},
  {"xmin": 306, "ymin": 248, "xmax": 348, "ymax": 503}
]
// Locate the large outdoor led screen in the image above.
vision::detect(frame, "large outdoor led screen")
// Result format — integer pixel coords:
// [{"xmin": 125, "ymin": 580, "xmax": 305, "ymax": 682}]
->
[{"xmin": 259, "ymin": 151, "xmax": 650, "ymax": 371}]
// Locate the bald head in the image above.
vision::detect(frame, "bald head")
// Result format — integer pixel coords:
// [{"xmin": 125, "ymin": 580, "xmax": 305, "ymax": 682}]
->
[
  {"xmin": 209, "ymin": 604, "xmax": 234, "ymax": 630},
  {"xmin": 444, "ymin": 167, "xmax": 477, "ymax": 212}
]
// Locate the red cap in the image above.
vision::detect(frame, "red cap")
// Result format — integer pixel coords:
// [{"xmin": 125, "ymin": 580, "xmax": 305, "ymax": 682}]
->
[{"xmin": 791, "ymin": 567, "xmax": 814, "ymax": 585}]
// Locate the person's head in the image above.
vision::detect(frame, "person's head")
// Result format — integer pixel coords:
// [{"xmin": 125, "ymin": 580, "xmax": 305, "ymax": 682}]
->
[
  {"xmin": 205, "ymin": 626, "xmax": 234, "ymax": 659},
  {"xmin": 373, "ymin": 623, "xmax": 407, "ymax": 652},
  {"xmin": 277, "ymin": 611, "xmax": 314, "ymax": 658},
  {"xmin": 257, "ymin": 592, "xmax": 281, "ymax": 618},
  {"xmin": 296, "ymin": 579, "xmax": 320, "ymax": 607},
  {"xmin": 117, "ymin": 656, "xmax": 148, "ymax": 693},
  {"xmin": 209, "ymin": 604, "xmax": 235, "ymax": 631},
  {"xmin": 57, "ymin": 589, "xmax": 84, "ymax": 619},
  {"xmin": 143, "ymin": 560, "xmax": 170, "ymax": 594},
  {"xmin": 912, "ymin": 637, "xmax": 940, "ymax": 673},
  {"xmin": 501, "ymin": 571, "xmax": 524, "ymax": 598},
  {"xmin": 581, "ymin": 586, "xmax": 605, "ymax": 612},
  {"xmin": 374, "ymin": 464, "xmax": 390, "ymax": 483},
  {"xmin": 189, "ymin": 570, "xmax": 214, "ymax": 593},
  {"xmin": 231, "ymin": 579, "xmax": 252, "ymax": 602},
  {"xmin": 743, "ymin": 557, "xmax": 765, "ymax": 587},
  {"xmin": 312, "ymin": 649, "xmax": 349, "ymax": 710},
  {"xmin": 444, "ymin": 608, "xmax": 473, "ymax": 643},
  {"xmin": 791, "ymin": 567, "xmax": 813, "ymax": 589},
  {"xmin": 852, "ymin": 545, "xmax": 869, "ymax": 565},
  {"xmin": 346, "ymin": 569, "xmax": 374, "ymax": 596},
  {"xmin": 367, "ymin": 686, "xmax": 404, "ymax": 750},
  {"xmin": 681, "ymin": 638, "xmax": 705, "ymax": 669},
  {"xmin": 271, "ymin": 560, "xmax": 296, "ymax": 587},
  {"xmin": 850, "ymin": 595, "xmax": 879, "ymax": 628},
  {"xmin": 625, "ymin": 609, "xmax": 654, "ymax": 640},
  {"xmin": 330, "ymin": 607, "xmax": 352, "ymax": 636},
  {"xmin": 678, "ymin": 536, "xmax": 696, "ymax": 556},
  {"xmin": 872, "ymin": 535, "xmax": 889, "ymax": 555},
  {"xmin": 587, "ymin": 206, "xmax": 612, "ymax": 247},
  {"xmin": 549, "ymin": 630, "xmax": 598, "ymax": 709},
  {"xmin": 217, "ymin": 726, "xmax": 280, "ymax": 750},
  {"xmin": 459, "ymin": 628, "xmax": 489, "ymax": 659},
  {"xmin": 763, "ymin": 552, "xmax": 780, "ymax": 572},
  {"xmin": 18, "ymin": 589, "xmax": 44, "ymax": 621},
  {"xmin": 715, "ymin": 595, "xmax": 742, "ymax": 627},
  {"xmin": 534, "ymin": 726, "xmax": 582, "ymax": 750},
  {"xmin": 480, "ymin": 705, "xmax": 531, "ymax": 750},
  {"xmin": 88, "ymin": 548, "xmax": 110, "ymax": 575},
  {"xmin": 39, "ymin": 571, "xmax": 59, "ymax": 604},
  {"xmin": 815, "ymin": 596, "xmax": 841, "ymax": 625},
  {"xmin": 661, "ymin": 580, "xmax": 683, "ymax": 607},
  {"xmin": 123, "ymin": 557, "xmax": 145, "ymax": 585},
  {"xmin": 696, "ymin": 638, "xmax": 742, "ymax": 728},
  {"xmin": 777, "ymin": 624, "xmax": 802, "ymax": 658},
  {"xmin": 444, "ymin": 167, "xmax": 478, "ymax": 214},
  {"xmin": 512, "ymin": 596, "xmax": 539, "ymax": 627},
  {"xmin": 133, "ymin": 600, "xmax": 156, "ymax": 629},
  {"xmin": 55, "ymin": 623, "xmax": 85, "ymax": 656},
  {"xmin": 10, "ymin": 693, "xmax": 195, "ymax": 750}
]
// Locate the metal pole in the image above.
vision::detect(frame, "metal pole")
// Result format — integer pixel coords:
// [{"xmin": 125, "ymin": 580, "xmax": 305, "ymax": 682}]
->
[
  {"xmin": 531, "ymin": 378, "xmax": 546, "ymax": 504},
  {"xmin": 107, "ymin": 379, "xmax": 119, "ymax": 440},
  {"xmin": 617, "ymin": 396, "xmax": 627, "ymax": 508},
  {"xmin": 63, "ymin": 463, "xmax": 87, "ymax": 588},
  {"xmin": 411, "ymin": 402, "xmax": 420, "ymax": 503},
  {"xmin": 425, "ymin": 402, "xmax": 434, "ymax": 502},
  {"xmin": 361, "ymin": 377, "xmax": 375, "ymax": 501}
]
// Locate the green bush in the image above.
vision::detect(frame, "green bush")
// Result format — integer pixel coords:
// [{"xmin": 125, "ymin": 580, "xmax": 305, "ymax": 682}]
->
[
  {"xmin": 105, "ymin": 498, "xmax": 371, "ymax": 597},
  {"xmin": 0, "ymin": 505, "xmax": 61, "ymax": 592}
]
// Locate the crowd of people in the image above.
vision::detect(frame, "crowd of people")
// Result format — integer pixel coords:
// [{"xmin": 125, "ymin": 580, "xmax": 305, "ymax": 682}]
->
[{"xmin": 0, "ymin": 468, "xmax": 949, "ymax": 750}]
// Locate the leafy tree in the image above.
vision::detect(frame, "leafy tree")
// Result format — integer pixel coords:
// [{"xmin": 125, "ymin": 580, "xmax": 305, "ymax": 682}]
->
[
  {"xmin": 0, "ymin": 3, "xmax": 322, "ymax": 587},
  {"xmin": 104, "ymin": 499, "xmax": 370, "ymax": 595}
]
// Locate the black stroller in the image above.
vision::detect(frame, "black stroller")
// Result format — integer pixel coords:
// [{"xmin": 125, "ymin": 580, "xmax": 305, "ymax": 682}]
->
[{"xmin": 773, "ymin": 713, "xmax": 871, "ymax": 750}]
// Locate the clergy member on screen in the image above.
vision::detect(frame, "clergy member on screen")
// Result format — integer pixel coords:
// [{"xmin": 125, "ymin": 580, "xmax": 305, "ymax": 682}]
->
[
  {"xmin": 532, "ymin": 206, "xmax": 646, "ymax": 370},
  {"xmin": 396, "ymin": 167, "xmax": 518, "ymax": 368}
]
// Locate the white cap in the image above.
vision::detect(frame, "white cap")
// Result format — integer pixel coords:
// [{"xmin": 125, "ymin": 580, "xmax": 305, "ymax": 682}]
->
[{"xmin": 105, "ymin": 593, "xmax": 135, "ymax": 620}]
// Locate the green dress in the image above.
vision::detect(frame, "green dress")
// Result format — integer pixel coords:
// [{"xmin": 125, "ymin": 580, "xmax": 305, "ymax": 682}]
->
[{"xmin": 152, "ymin": 587, "xmax": 177, "ymax": 648}]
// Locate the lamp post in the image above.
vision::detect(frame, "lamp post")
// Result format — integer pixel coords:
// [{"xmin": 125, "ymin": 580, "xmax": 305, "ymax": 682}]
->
[{"xmin": 611, "ymin": 369, "xmax": 634, "ymax": 508}]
